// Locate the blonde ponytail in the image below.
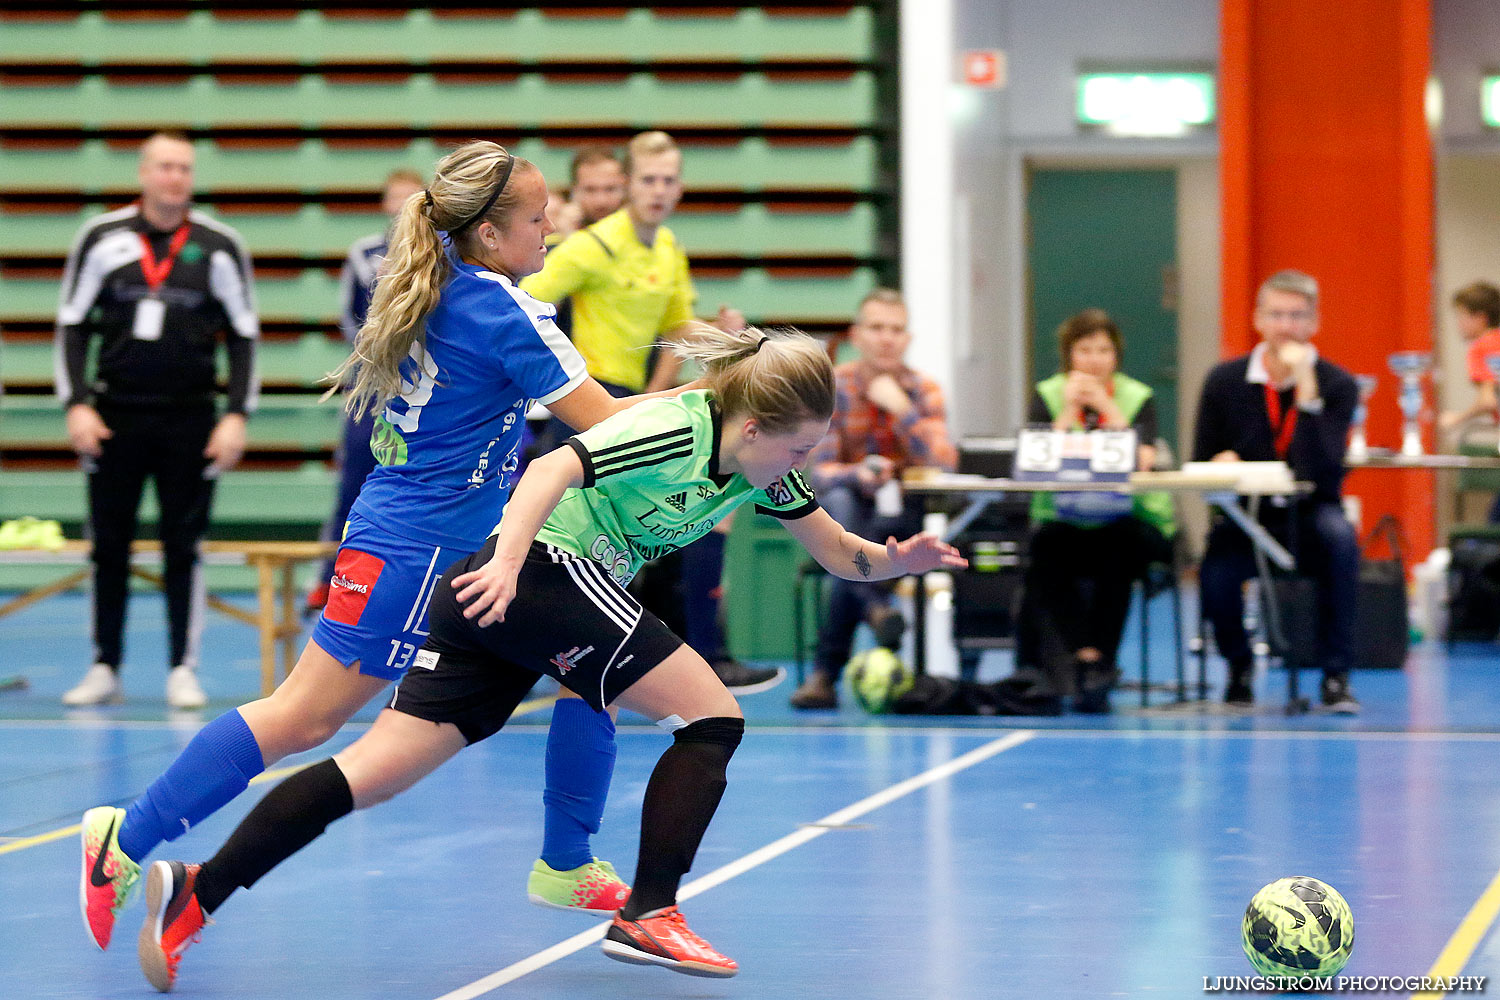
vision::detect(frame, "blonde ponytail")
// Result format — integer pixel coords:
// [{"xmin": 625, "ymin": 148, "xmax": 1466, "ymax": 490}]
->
[
  {"xmin": 327, "ymin": 140, "xmax": 536, "ymax": 420},
  {"xmin": 667, "ymin": 322, "xmax": 834, "ymax": 432}
]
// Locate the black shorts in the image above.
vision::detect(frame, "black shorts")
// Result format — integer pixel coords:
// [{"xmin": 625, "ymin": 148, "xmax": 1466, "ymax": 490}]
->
[{"xmin": 389, "ymin": 537, "xmax": 684, "ymax": 744}]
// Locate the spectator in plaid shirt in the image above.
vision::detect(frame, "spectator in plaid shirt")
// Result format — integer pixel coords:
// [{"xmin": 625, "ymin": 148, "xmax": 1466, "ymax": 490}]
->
[{"xmin": 789, "ymin": 288, "xmax": 957, "ymax": 709}]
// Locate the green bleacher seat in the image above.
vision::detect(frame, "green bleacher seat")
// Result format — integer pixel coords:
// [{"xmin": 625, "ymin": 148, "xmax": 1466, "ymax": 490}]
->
[
  {"xmin": 0, "ymin": 136, "xmax": 877, "ymax": 195},
  {"xmin": 1, "ymin": 334, "xmax": 352, "ymax": 390},
  {"xmin": 0, "ymin": 394, "xmax": 343, "ymax": 452},
  {"xmin": 2, "ymin": 4, "xmax": 892, "ymax": 408},
  {"xmin": 4, "ymin": 73, "xmax": 875, "ymax": 130},
  {"xmin": 1, "ymin": 339, "xmax": 58, "ymax": 389},
  {"xmin": 4, "ymin": 206, "xmax": 393, "ymax": 259},
  {"xmin": 1, "ymin": 8, "xmax": 872, "ymax": 64},
  {"xmin": 6, "ymin": 201, "xmax": 878, "ymax": 259},
  {"xmin": 0, "ymin": 4, "xmax": 892, "ymax": 587},
  {"xmin": 0, "ymin": 139, "xmax": 446, "ymax": 194},
  {"xmin": 692, "ymin": 268, "xmax": 877, "ymax": 323},
  {"xmin": 0, "ymin": 464, "xmax": 334, "ymax": 532},
  {"xmin": 248, "ymin": 335, "xmax": 355, "ymax": 387},
  {"xmin": 1, "ymin": 267, "xmax": 876, "ymax": 329}
]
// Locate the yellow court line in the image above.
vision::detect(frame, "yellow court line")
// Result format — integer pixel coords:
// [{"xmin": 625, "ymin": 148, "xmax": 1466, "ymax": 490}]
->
[
  {"xmin": 1412, "ymin": 865, "xmax": 1500, "ymax": 999},
  {"xmin": 0, "ymin": 761, "xmax": 312, "ymax": 858},
  {"xmin": 0, "ymin": 693, "xmax": 558, "ymax": 859},
  {"xmin": 0, "ymin": 824, "xmax": 77, "ymax": 856}
]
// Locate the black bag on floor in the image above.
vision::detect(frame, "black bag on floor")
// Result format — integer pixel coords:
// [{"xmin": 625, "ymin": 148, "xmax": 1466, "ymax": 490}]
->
[
  {"xmin": 1354, "ymin": 515, "xmax": 1410, "ymax": 669},
  {"xmin": 889, "ymin": 673, "xmax": 1066, "ymax": 716},
  {"xmin": 891, "ymin": 675, "xmax": 990, "ymax": 715},
  {"xmin": 1267, "ymin": 574, "xmax": 1320, "ymax": 665},
  {"xmin": 1448, "ymin": 534, "xmax": 1500, "ymax": 642}
]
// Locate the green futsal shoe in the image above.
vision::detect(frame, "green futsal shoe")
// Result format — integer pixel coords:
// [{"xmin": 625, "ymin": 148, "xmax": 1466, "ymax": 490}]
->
[
  {"xmin": 80, "ymin": 806, "xmax": 142, "ymax": 950},
  {"xmin": 527, "ymin": 857, "xmax": 630, "ymax": 915}
]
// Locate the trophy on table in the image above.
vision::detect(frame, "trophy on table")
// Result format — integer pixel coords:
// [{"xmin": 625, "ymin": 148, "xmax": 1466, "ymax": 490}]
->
[
  {"xmin": 1347, "ymin": 375, "xmax": 1377, "ymax": 461},
  {"xmin": 1388, "ymin": 351, "xmax": 1433, "ymax": 457}
]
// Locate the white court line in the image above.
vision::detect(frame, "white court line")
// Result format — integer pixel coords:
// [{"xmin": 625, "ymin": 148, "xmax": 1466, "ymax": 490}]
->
[
  {"xmin": 9, "ymin": 719, "xmax": 1500, "ymax": 745},
  {"xmin": 483, "ymin": 723, "xmax": 1500, "ymax": 744},
  {"xmin": 431, "ymin": 729, "xmax": 1037, "ymax": 1000},
  {"xmin": 7, "ymin": 719, "xmax": 1500, "ymax": 745}
]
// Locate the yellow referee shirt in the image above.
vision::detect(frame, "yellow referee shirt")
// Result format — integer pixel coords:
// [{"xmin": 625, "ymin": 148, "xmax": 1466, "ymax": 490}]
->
[{"xmin": 521, "ymin": 208, "xmax": 696, "ymax": 392}]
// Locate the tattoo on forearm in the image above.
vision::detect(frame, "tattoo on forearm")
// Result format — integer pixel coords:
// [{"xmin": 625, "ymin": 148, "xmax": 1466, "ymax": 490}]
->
[{"xmin": 854, "ymin": 550, "xmax": 872, "ymax": 578}]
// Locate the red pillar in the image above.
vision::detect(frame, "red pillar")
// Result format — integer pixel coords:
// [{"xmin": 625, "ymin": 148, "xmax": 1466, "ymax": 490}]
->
[{"xmin": 1220, "ymin": 0, "xmax": 1436, "ymax": 559}]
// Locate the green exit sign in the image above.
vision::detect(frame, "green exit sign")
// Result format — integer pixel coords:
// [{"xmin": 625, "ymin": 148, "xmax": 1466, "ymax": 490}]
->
[
  {"xmin": 1484, "ymin": 76, "xmax": 1500, "ymax": 127},
  {"xmin": 1076, "ymin": 72, "xmax": 1215, "ymax": 136}
]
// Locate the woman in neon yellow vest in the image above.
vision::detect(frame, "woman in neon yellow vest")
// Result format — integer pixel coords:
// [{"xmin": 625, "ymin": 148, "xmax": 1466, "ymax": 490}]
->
[{"xmin": 1016, "ymin": 309, "xmax": 1175, "ymax": 714}]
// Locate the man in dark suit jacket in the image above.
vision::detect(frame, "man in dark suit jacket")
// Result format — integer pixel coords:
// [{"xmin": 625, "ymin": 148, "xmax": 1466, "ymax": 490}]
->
[{"xmin": 1193, "ymin": 270, "xmax": 1360, "ymax": 714}]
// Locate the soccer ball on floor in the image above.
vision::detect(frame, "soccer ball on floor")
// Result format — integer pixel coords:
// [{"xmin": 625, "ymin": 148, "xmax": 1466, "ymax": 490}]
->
[
  {"xmin": 1241, "ymin": 877, "xmax": 1354, "ymax": 978},
  {"xmin": 846, "ymin": 647, "xmax": 913, "ymax": 714}
]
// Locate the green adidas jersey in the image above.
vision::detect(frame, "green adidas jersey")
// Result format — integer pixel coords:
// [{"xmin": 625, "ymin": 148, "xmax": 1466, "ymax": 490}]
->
[{"xmin": 523, "ymin": 389, "xmax": 819, "ymax": 584}]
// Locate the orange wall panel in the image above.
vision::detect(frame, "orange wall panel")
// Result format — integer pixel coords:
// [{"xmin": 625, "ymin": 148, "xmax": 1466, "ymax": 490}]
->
[{"xmin": 1221, "ymin": 0, "xmax": 1435, "ymax": 558}]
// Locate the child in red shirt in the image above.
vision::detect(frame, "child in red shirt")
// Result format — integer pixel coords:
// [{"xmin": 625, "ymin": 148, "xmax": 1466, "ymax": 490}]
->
[{"xmin": 1440, "ymin": 281, "xmax": 1500, "ymax": 434}]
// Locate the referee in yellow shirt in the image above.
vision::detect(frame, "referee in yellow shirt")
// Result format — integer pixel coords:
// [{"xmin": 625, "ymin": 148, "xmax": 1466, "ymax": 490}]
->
[
  {"xmin": 525, "ymin": 132, "xmax": 698, "ymax": 395},
  {"xmin": 522, "ymin": 130, "xmax": 779, "ymax": 693}
]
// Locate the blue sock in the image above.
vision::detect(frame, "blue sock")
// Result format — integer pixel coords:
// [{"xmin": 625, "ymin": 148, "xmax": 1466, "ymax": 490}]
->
[
  {"xmin": 117, "ymin": 709, "xmax": 265, "ymax": 863},
  {"xmin": 540, "ymin": 698, "xmax": 617, "ymax": 872}
]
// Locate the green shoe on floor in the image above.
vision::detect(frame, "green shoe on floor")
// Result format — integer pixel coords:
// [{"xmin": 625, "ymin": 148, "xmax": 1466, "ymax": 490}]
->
[{"xmin": 526, "ymin": 857, "xmax": 630, "ymax": 915}]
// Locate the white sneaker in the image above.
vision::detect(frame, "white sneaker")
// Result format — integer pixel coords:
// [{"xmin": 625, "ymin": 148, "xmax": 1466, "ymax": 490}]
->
[
  {"xmin": 165, "ymin": 666, "xmax": 207, "ymax": 709},
  {"xmin": 62, "ymin": 664, "xmax": 124, "ymax": 706}
]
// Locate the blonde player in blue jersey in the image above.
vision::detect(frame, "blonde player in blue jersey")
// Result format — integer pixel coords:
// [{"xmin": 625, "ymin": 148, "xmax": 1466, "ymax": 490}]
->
[
  {"xmin": 77, "ymin": 141, "xmax": 692, "ymax": 970},
  {"xmin": 130, "ymin": 323, "xmax": 966, "ymax": 985}
]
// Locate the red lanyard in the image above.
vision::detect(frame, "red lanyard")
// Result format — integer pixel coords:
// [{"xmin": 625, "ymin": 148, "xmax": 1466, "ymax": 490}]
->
[
  {"xmin": 139, "ymin": 223, "xmax": 192, "ymax": 293},
  {"xmin": 1263, "ymin": 382, "xmax": 1297, "ymax": 457}
]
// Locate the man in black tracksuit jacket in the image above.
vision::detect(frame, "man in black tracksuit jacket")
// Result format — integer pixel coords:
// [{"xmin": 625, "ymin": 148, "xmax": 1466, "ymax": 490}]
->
[
  {"xmin": 1193, "ymin": 269, "xmax": 1360, "ymax": 714},
  {"xmin": 53, "ymin": 131, "xmax": 259, "ymax": 708}
]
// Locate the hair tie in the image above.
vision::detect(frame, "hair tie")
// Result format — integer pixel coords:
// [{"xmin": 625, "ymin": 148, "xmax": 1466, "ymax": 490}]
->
[
  {"xmin": 751, "ymin": 335, "xmax": 769, "ymax": 355},
  {"xmin": 422, "ymin": 189, "xmax": 434, "ymax": 210},
  {"xmin": 451, "ymin": 153, "xmax": 516, "ymax": 234}
]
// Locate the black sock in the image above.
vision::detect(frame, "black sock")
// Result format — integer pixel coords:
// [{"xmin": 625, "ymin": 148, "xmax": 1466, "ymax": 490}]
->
[
  {"xmin": 620, "ymin": 717, "xmax": 744, "ymax": 920},
  {"xmin": 194, "ymin": 758, "xmax": 354, "ymax": 914}
]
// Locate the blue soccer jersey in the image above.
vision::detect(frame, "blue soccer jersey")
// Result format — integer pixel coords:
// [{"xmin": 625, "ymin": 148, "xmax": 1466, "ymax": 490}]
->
[{"xmin": 351, "ymin": 253, "xmax": 588, "ymax": 550}]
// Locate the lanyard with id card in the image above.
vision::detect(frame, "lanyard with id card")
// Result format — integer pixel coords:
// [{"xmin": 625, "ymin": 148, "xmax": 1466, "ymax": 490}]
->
[{"xmin": 133, "ymin": 223, "xmax": 191, "ymax": 341}]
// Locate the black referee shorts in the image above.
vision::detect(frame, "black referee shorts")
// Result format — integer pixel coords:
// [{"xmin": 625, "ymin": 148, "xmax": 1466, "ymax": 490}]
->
[{"xmin": 389, "ymin": 537, "xmax": 684, "ymax": 745}]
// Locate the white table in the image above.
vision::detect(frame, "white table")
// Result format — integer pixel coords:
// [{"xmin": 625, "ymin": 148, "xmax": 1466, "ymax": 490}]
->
[{"xmin": 900, "ymin": 470, "xmax": 1315, "ymax": 710}]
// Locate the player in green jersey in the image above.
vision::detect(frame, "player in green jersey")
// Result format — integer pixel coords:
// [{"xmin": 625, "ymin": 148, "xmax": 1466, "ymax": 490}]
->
[{"xmin": 137, "ymin": 323, "xmax": 965, "ymax": 981}]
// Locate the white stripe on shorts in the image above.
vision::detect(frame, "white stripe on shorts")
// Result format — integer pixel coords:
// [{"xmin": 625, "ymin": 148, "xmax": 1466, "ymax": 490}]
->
[
  {"xmin": 402, "ymin": 545, "xmax": 442, "ymax": 634},
  {"xmin": 576, "ymin": 558, "xmax": 642, "ymax": 625},
  {"xmin": 561, "ymin": 559, "xmax": 635, "ymax": 634}
]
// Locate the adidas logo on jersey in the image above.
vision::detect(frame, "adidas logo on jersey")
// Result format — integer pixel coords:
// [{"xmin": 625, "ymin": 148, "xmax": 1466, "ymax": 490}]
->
[{"xmin": 664, "ymin": 491, "xmax": 687, "ymax": 512}]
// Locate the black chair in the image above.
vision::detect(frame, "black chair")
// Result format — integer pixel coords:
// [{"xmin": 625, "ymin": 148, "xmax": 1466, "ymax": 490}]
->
[
  {"xmin": 791, "ymin": 560, "xmax": 829, "ymax": 684},
  {"xmin": 1189, "ymin": 568, "xmax": 1319, "ymax": 713},
  {"xmin": 1119, "ymin": 443, "xmax": 1188, "ymax": 707},
  {"xmin": 1121, "ymin": 556, "xmax": 1187, "ymax": 707},
  {"xmin": 792, "ymin": 561, "xmax": 937, "ymax": 680}
]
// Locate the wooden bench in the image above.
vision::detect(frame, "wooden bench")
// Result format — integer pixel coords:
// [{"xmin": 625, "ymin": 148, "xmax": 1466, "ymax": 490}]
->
[{"xmin": 0, "ymin": 539, "xmax": 335, "ymax": 696}]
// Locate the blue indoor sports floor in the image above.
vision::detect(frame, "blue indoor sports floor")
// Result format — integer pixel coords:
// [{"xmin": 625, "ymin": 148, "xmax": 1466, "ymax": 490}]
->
[{"xmin": 3, "ymin": 593, "xmax": 1500, "ymax": 999}]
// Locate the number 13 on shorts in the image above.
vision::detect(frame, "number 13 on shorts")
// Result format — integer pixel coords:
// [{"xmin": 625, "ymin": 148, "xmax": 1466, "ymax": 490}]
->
[{"xmin": 386, "ymin": 641, "xmax": 418, "ymax": 670}]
